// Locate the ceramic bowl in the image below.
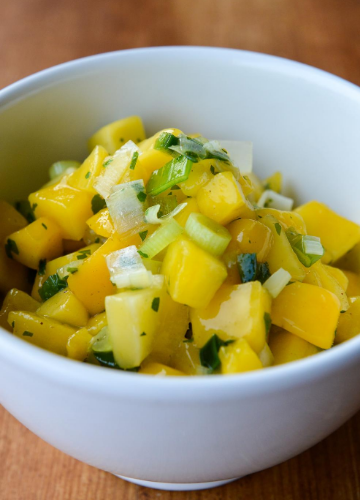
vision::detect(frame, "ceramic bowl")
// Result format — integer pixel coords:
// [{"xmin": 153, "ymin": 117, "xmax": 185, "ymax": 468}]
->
[{"xmin": 1, "ymin": 47, "xmax": 360, "ymax": 491}]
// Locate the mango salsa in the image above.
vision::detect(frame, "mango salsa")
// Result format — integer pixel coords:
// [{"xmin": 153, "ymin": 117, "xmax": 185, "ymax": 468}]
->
[{"xmin": 2, "ymin": 118, "xmax": 360, "ymax": 375}]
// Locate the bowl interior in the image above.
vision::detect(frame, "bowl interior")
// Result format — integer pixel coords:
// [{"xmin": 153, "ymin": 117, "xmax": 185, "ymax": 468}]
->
[{"xmin": 1, "ymin": 47, "xmax": 360, "ymax": 223}]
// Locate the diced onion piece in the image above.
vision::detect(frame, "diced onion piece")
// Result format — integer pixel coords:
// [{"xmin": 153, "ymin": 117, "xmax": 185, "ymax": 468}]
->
[
  {"xmin": 257, "ymin": 190, "xmax": 294, "ymax": 211},
  {"xmin": 146, "ymin": 156, "xmax": 193, "ymax": 196},
  {"xmin": 107, "ymin": 180, "xmax": 147, "ymax": 237},
  {"xmin": 185, "ymin": 213, "xmax": 231, "ymax": 256},
  {"xmin": 57, "ymin": 260, "xmax": 83, "ymax": 279},
  {"xmin": 218, "ymin": 141, "xmax": 253, "ymax": 173},
  {"xmin": 263, "ymin": 268, "xmax": 291, "ymax": 298},
  {"xmin": 106, "ymin": 246, "xmax": 153, "ymax": 289},
  {"xmin": 49, "ymin": 160, "xmax": 81, "ymax": 180},
  {"xmin": 302, "ymin": 235, "xmax": 324, "ymax": 255},
  {"xmin": 144, "ymin": 202, "xmax": 187, "ymax": 224},
  {"xmin": 138, "ymin": 219, "xmax": 184, "ymax": 259},
  {"xmin": 94, "ymin": 141, "xmax": 141, "ymax": 199}
]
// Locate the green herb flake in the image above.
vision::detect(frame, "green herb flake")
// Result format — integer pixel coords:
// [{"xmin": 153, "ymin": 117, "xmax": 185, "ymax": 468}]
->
[
  {"xmin": 38, "ymin": 273, "xmax": 68, "ymax": 302},
  {"xmin": 23, "ymin": 331, "xmax": 34, "ymax": 337},
  {"xmin": 200, "ymin": 334, "xmax": 234, "ymax": 372},
  {"xmin": 91, "ymin": 194, "xmax": 106, "ymax": 214},
  {"xmin": 264, "ymin": 312, "xmax": 272, "ymax": 339},
  {"xmin": 237, "ymin": 253, "xmax": 257, "ymax": 283},
  {"xmin": 5, "ymin": 239, "xmax": 19, "ymax": 259},
  {"xmin": 119, "ymin": 137, "xmax": 124, "ymax": 143},
  {"xmin": 95, "ymin": 237, "xmax": 100, "ymax": 243},
  {"xmin": 11, "ymin": 321, "xmax": 15, "ymax": 329},
  {"xmin": 274, "ymin": 222, "xmax": 282, "ymax": 236},
  {"xmin": 210, "ymin": 165, "xmax": 217, "ymax": 175},
  {"xmin": 85, "ymin": 171, "xmax": 91, "ymax": 179},
  {"xmin": 77, "ymin": 249, "xmax": 91, "ymax": 260},
  {"xmin": 15, "ymin": 200, "xmax": 36, "ymax": 223},
  {"xmin": 264, "ymin": 199, "xmax": 273, "ymax": 208},
  {"xmin": 138, "ymin": 250, "xmax": 148, "ymax": 258},
  {"xmin": 151, "ymin": 297, "xmax": 160, "ymax": 312},
  {"xmin": 171, "ymin": 185, "xmax": 181, "ymax": 190},
  {"xmin": 140, "ymin": 332, "xmax": 147, "ymax": 337},
  {"xmin": 139, "ymin": 230, "xmax": 148, "ymax": 241},
  {"xmin": 137, "ymin": 191, "xmax": 147, "ymax": 203},
  {"xmin": 129, "ymin": 151, "xmax": 139, "ymax": 170},
  {"xmin": 38, "ymin": 259, "xmax": 47, "ymax": 276},
  {"xmin": 103, "ymin": 158, "xmax": 113, "ymax": 168},
  {"xmin": 137, "ymin": 138, "xmax": 141, "ymax": 143},
  {"xmin": 263, "ymin": 182, "xmax": 271, "ymax": 190},
  {"xmin": 67, "ymin": 267, "xmax": 79, "ymax": 274},
  {"xmin": 257, "ymin": 262, "xmax": 271, "ymax": 284}
]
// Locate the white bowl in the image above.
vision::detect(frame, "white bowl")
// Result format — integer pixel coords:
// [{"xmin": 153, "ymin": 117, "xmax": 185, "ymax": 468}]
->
[{"xmin": 1, "ymin": 47, "xmax": 360, "ymax": 492}]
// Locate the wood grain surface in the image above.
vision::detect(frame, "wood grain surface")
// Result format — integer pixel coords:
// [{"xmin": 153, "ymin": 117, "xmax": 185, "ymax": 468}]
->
[{"xmin": 1, "ymin": 0, "xmax": 360, "ymax": 499}]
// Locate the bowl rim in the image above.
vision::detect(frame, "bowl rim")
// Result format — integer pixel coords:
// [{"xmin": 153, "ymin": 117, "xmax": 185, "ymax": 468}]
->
[{"xmin": 1, "ymin": 46, "xmax": 360, "ymax": 398}]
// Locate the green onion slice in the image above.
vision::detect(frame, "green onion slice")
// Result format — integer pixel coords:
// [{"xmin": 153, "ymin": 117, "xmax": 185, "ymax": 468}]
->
[
  {"xmin": 138, "ymin": 219, "xmax": 184, "ymax": 259},
  {"xmin": 144, "ymin": 202, "xmax": 187, "ymax": 225},
  {"xmin": 199, "ymin": 334, "xmax": 234, "ymax": 372},
  {"xmin": 185, "ymin": 213, "xmax": 231, "ymax": 256},
  {"xmin": 146, "ymin": 156, "xmax": 193, "ymax": 196},
  {"xmin": 91, "ymin": 327, "xmax": 112, "ymax": 353},
  {"xmin": 286, "ymin": 228, "xmax": 324, "ymax": 267},
  {"xmin": 257, "ymin": 190, "xmax": 293, "ymax": 211},
  {"xmin": 49, "ymin": 160, "xmax": 80, "ymax": 180},
  {"xmin": 263, "ymin": 268, "xmax": 291, "ymax": 298}
]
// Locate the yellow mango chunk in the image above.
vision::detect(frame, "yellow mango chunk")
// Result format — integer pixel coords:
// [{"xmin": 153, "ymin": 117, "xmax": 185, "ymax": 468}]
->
[
  {"xmin": 63, "ymin": 240, "xmax": 85, "ymax": 253},
  {"xmin": 191, "ymin": 282, "xmax": 271, "ymax": 353},
  {"xmin": 0, "ymin": 200, "xmax": 28, "ymax": 241},
  {"xmin": 0, "ymin": 247, "xmax": 30, "ymax": 295},
  {"xmin": 162, "ymin": 237, "xmax": 227, "ymax": 309},
  {"xmin": 8, "ymin": 311, "xmax": 76, "ymax": 356},
  {"xmin": 260, "ymin": 215, "xmax": 306, "ymax": 281},
  {"xmin": 67, "ymin": 145, "xmax": 108, "ymax": 193},
  {"xmin": 219, "ymin": 338, "xmax": 263, "ymax": 374},
  {"xmin": 324, "ymin": 266, "xmax": 349, "ymax": 292},
  {"xmin": 139, "ymin": 363, "xmax": 185, "ymax": 376},
  {"xmin": 257, "ymin": 208, "xmax": 307, "ymax": 234},
  {"xmin": 303, "ymin": 261, "xmax": 349, "ymax": 312},
  {"xmin": 295, "ymin": 201, "xmax": 360, "ymax": 263},
  {"xmin": 86, "ymin": 312, "xmax": 107, "ymax": 336},
  {"xmin": 174, "ymin": 198, "xmax": 200, "ymax": 227},
  {"xmin": 169, "ymin": 341, "xmax": 203, "ymax": 375},
  {"xmin": 341, "ymin": 270, "xmax": 360, "ymax": 297},
  {"xmin": 31, "ymin": 243, "xmax": 101, "ymax": 301},
  {"xmin": 68, "ymin": 236, "xmax": 136, "ymax": 315},
  {"xmin": 29, "ymin": 184, "xmax": 93, "ymax": 240},
  {"xmin": 262, "ymin": 171, "xmax": 282, "ymax": 193},
  {"xmin": 271, "ymin": 282, "xmax": 340, "ymax": 349},
  {"xmin": 269, "ymin": 326, "xmax": 319, "ymax": 365},
  {"xmin": 246, "ymin": 172, "xmax": 264, "ymax": 203},
  {"xmin": 67, "ymin": 328, "xmax": 93, "ymax": 361},
  {"xmin": 179, "ymin": 159, "xmax": 214, "ymax": 197},
  {"xmin": 197, "ymin": 171, "xmax": 255, "ymax": 225},
  {"xmin": 335, "ymin": 241, "xmax": 360, "ymax": 274},
  {"xmin": 226, "ymin": 219, "xmax": 273, "ymax": 262},
  {"xmin": 336, "ymin": 297, "xmax": 360, "ymax": 344},
  {"xmin": 37, "ymin": 288, "xmax": 89, "ymax": 327},
  {"xmin": 5, "ymin": 217, "xmax": 63, "ymax": 269},
  {"xmin": 88, "ymin": 116, "xmax": 146, "ymax": 155},
  {"xmin": 86, "ymin": 208, "xmax": 114, "ymax": 238},
  {"xmin": 0, "ymin": 289, "xmax": 40, "ymax": 331}
]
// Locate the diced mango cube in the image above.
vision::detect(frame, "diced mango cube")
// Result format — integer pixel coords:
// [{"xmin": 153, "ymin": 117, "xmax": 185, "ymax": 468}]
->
[
  {"xmin": 246, "ymin": 172, "xmax": 264, "ymax": 203},
  {"xmin": 29, "ymin": 184, "xmax": 93, "ymax": 240},
  {"xmin": 37, "ymin": 288, "xmax": 89, "ymax": 327},
  {"xmin": 87, "ymin": 208, "xmax": 114, "ymax": 238},
  {"xmin": 5, "ymin": 217, "xmax": 63, "ymax": 269},
  {"xmin": 303, "ymin": 261, "xmax": 349, "ymax": 312},
  {"xmin": 324, "ymin": 266, "xmax": 349, "ymax": 292},
  {"xmin": 341, "ymin": 270, "xmax": 360, "ymax": 297},
  {"xmin": 8, "ymin": 311, "xmax": 76, "ymax": 356},
  {"xmin": 67, "ymin": 328, "xmax": 93, "ymax": 360},
  {"xmin": 139, "ymin": 363, "xmax": 185, "ymax": 376},
  {"xmin": 260, "ymin": 215, "xmax": 306, "ymax": 281},
  {"xmin": 196, "ymin": 171, "xmax": 255, "ymax": 225},
  {"xmin": 191, "ymin": 282, "xmax": 271, "ymax": 353},
  {"xmin": 226, "ymin": 219, "xmax": 273, "ymax": 262},
  {"xmin": 0, "ymin": 289, "xmax": 40, "ymax": 331},
  {"xmin": 88, "ymin": 116, "xmax": 146, "ymax": 155},
  {"xmin": 295, "ymin": 201, "xmax": 360, "ymax": 263},
  {"xmin": 271, "ymin": 282, "xmax": 340, "ymax": 349},
  {"xmin": 269, "ymin": 326, "xmax": 319, "ymax": 365},
  {"xmin": 168, "ymin": 341, "xmax": 203, "ymax": 375},
  {"xmin": 68, "ymin": 236, "xmax": 136, "ymax": 315},
  {"xmin": 262, "ymin": 171, "xmax": 282, "ymax": 193},
  {"xmin": 179, "ymin": 159, "xmax": 214, "ymax": 197},
  {"xmin": 219, "ymin": 338, "xmax": 263, "ymax": 374},
  {"xmin": 174, "ymin": 198, "xmax": 200, "ymax": 227},
  {"xmin": 335, "ymin": 241, "xmax": 360, "ymax": 273},
  {"xmin": 162, "ymin": 237, "xmax": 227, "ymax": 309},
  {"xmin": 336, "ymin": 297, "xmax": 360, "ymax": 344},
  {"xmin": 257, "ymin": 208, "xmax": 307, "ymax": 234},
  {"xmin": 67, "ymin": 145, "xmax": 108, "ymax": 193},
  {"xmin": 0, "ymin": 200, "xmax": 28, "ymax": 241}
]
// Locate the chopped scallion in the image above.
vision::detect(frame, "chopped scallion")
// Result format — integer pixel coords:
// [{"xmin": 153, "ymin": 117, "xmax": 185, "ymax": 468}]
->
[
  {"xmin": 286, "ymin": 228, "xmax": 324, "ymax": 267},
  {"xmin": 49, "ymin": 160, "xmax": 80, "ymax": 180},
  {"xmin": 107, "ymin": 180, "xmax": 147, "ymax": 237},
  {"xmin": 257, "ymin": 190, "xmax": 294, "ymax": 211},
  {"xmin": 263, "ymin": 268, "xmax": 291, "ymax": 298},
  {"xmin": 185, "ymin": 212, "xmax": 231, "ymax": 256},
  {"xmin": 129, "ymin": 151, "xmax": 139, "ymax": 170},
  {"xmin": 146, "ymin": 156, "xmax": 193, "ymax": 196},
  {"xmin": 144, "ymin": 202, "xmax": 187, "ymax": 225},
  {"xmin": 138, "ymin": 219, "xmax": 184, "ymax": 259}
]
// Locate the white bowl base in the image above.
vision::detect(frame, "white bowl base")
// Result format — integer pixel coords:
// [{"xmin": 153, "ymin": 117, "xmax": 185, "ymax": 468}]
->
[{"xmin": 115, "ymin": 474, "xmax": 239, "ymax": 491}]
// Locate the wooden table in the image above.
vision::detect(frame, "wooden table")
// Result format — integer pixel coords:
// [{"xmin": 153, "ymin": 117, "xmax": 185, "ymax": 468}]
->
[{"xmin": 1, "ymin": 0, "xmax": 360, "ymax": 498}]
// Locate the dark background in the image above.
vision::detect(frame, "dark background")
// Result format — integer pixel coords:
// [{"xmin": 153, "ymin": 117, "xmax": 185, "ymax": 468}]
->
[{"xmin": 1, "ymin": 0, "xmax": 360, "ymax": 499}]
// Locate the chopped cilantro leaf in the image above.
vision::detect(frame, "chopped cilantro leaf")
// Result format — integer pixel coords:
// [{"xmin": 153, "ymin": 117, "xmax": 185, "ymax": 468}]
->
[
  {"xmin": 129, "ymin": 151, "xmax": 139, "ymax": 170},
  {"xmin": 42, "ymin": 223, "xmax": 47, "ymax": 230},
  {"xmin": 5, "ymin": 239, "xmax": 19, "ymax": 259},
  {"xmin": 103, "ymin": 158, "xmax": 113, "ymax": 168},
  {"xmin": 95, "ymin": 237, "xmax": 100, "ymax": 243},
  {"xmin": 11, "ymin": 321, "xmax": 15, "ymax": 328},
  {"xmin": 139, "ymin": 230, "xmax": 148, "ymax": 241},
  {"xmin": 274, "ymin": 222, "xmax": 282, "ymax": 235},
  {"xmin": 38, "ymin": 273, "xmax": 68, "ymax": 301},
  {"xmin": 140, "ymin": 332, "xmax": 147, "ymax": 337},
  {"xmin": 91, "ymin": 194, "xmax": 106, "ymax": 214},
  {"xmin": 85, "ymin": 171, "xmax": 91, "ymax": 179},
  {"xmin": 151, "ymin": 297, "xmax": 160, "ymax": 312},
  {"xmin": 200, "ymin": 334, "xmax": 235, "ymax": 372},
  {"xmin": 171, "ymin": 185, "xmax": 181, "ymax": 190},
  {"xmin": 38, "ymin": 259, "xmax": 47, "ymax": 276},
  {"xmin": 137, "ymin": 191, "xmax": 147, "ymax": 203},
  {"xmin": 15, "ymin": 200, "xmax": 36, "ymax": 223},
  {"xmin": 67, "ymin": 267, "xmax": 79, "ymax": 274},
  {"xmin": 77, "ymin": 249, "xmax": 91, "ymax": 260},
  {"xmin": 23, "ymin": 331, "xmax": 33, "ymax": 337},
  {"xmin": 138, "ymin": 250, "xmax": 148, "ymax": 258}
]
